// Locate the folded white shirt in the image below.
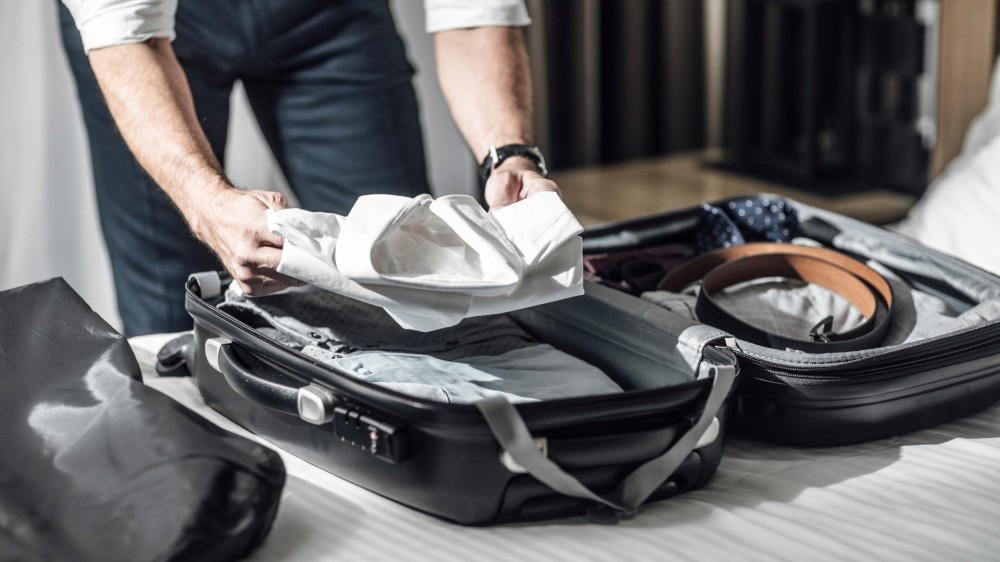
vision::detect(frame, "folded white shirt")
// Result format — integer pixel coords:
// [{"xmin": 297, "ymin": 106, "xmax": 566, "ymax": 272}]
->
[{"xmin": 268, "ymin": 192, "xmax": 584, "ymax": 331}]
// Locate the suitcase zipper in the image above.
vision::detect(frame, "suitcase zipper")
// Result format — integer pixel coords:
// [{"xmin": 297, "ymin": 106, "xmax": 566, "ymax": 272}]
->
[{"xmin": 728, "ymin": 321, "xmax": 1000, "ymax": 383}]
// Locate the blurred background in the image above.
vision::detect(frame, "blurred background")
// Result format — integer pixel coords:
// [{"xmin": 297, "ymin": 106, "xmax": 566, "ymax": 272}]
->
[{"xmin": 2, "ymin": 0, "xmax": 998, "ymax": 331}]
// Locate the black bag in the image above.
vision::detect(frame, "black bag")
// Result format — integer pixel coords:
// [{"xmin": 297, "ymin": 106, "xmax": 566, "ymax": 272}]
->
[
  {"xmin": 582, "ymin": 195, "xmax": 1000, "ymax": 446},
  {"xmin": 0, "ymin": 279, "xmax": 285, "ymax": 561},
  {"xmin": 183, "ymin": 271, "xmax": 736, "ymax": 525}
]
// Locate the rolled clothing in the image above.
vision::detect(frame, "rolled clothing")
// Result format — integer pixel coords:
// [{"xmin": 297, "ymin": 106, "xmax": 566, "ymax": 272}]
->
[{"xmin": 584, "ymin": 244, "xmax": 694, "ymax": 295}]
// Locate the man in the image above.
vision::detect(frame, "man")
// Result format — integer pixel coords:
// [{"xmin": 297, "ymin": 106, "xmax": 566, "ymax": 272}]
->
[{"xmin": 58, "ymin": 0, "xmax": 558, "ymax": 336}]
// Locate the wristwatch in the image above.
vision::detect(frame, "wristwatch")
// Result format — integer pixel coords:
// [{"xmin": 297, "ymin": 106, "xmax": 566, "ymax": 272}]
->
[{"xmin": 478, "ymin": 144, "xmax": 549, "ymax": 187}]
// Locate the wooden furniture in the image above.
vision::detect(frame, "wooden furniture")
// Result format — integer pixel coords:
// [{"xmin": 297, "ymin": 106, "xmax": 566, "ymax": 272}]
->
[
  {"xmin": 931, "ymin": 0, "xmax": 997, "ymax": 178},
  {"xmin": 717, "ymin": 0, "xmax": 996, "ymax": 191},
  {"xmin": 552, "ymin": 151, "xmax": 916, "ymax": 227},
  {"xmin": 552, "ymin": 1, "xmax": 997, "ymax": 227}
]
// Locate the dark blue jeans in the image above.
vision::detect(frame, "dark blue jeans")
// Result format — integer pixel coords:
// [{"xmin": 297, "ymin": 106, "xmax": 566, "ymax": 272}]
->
[{"xmin": 58, "ymin": 0, "xmax": 430, "ymax": 336}]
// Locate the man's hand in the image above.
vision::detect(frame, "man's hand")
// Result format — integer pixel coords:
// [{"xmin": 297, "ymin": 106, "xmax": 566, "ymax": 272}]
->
[
  {"xmin": 88, "ymin": 41, "xmax": 301, "ymax": 297},
  {"xmin": 435, "ymin": 27, "xmax": 559, "ymax": 210},
  {"xmin": 485, "ymin": 157, "xmax": 561, "ymax": 210},
  {"xmin": 191, "ymin": 189, "xmax": 301, "ymax": 296}
]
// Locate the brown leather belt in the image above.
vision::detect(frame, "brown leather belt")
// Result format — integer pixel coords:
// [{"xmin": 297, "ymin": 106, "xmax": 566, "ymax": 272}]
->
[{"xmin": 658, "ymin": 243, "xmax": 894, "ymax": 353}]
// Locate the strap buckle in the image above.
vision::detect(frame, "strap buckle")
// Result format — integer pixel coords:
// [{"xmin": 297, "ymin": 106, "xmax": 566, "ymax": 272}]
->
[{"xmin": 809, "ymin": 315, "xmax": 837, "ymax": 343}]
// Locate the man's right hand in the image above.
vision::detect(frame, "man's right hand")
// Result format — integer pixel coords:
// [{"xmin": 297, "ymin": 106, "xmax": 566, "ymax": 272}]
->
[
  {"xmin": 87, "ymin": 41, "xmax": 301, "ymax": 297},
  {"xmin": 191, "ymin": 188, "xmax": 302, "ymax": 296}
]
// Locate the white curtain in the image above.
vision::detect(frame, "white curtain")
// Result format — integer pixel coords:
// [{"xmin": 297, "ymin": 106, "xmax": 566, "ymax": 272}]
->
[
  {"xmin": 0, "ymin": 1, "xmax": 119, "ymax": 326},
  {"xmin": 0, "ymin": 0, "xmax": 474, "ymax": 332}
]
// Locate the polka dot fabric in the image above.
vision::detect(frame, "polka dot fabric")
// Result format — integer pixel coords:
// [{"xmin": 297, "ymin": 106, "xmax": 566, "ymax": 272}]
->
[{"xmin": 695, "ymin": 197, "xmax": 801, "ymax": 253}]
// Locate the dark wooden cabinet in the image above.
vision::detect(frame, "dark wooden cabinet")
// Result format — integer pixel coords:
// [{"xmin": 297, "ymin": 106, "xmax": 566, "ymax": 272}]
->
[{"xmin": 717, "ymin": 0, "xmax": 996, "ymax": 195}]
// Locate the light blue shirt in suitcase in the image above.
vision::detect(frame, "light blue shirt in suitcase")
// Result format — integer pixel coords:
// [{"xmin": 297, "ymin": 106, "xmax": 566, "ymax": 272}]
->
[{"xmin": 301, "ymin": 344, "xmax": 623, "ymax": 404}]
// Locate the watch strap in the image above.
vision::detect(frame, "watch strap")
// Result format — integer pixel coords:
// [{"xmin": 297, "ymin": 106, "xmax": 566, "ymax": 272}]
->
[{"xmin": 478, "ymin": 144, "xmax": 548, "ymax": 186}]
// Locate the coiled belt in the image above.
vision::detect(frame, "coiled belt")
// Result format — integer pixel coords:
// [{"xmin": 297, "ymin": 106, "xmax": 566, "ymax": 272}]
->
[{"xmin": 659, "ymin": 243, "xmax": 894, "ymax": 353}]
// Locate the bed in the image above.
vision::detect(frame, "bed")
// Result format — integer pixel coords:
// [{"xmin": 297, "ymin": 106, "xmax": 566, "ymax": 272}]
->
[
  {"xmin": 124, "ymin": 55, "xmax": 1000, "ymax": 562},
  {"xmin": 130, "ymin": 333, "xmax": 1000, "ymax": 561}
]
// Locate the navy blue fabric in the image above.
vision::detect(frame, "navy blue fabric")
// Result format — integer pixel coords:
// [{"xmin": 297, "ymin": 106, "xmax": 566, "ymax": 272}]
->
[
  {"xmin": 695, "ymin": 197, "xmax": 801, "ymax": 253},
  {"xmin": 58, "ymin": 0, "xmax": 430, "ymax": 336}
]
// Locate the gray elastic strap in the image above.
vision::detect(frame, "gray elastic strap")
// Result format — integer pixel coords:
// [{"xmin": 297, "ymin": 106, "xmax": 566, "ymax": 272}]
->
[
  {"xmin": 475, "ymin": 396, "xmax": 630, "ymax": 514},
  {"xmin": 608, "ymin": 361, "xmax": 735, "ymax": 508},
  {"xmin": 475, "ymin": 361, "xmax": 735, "ymax": 519}
]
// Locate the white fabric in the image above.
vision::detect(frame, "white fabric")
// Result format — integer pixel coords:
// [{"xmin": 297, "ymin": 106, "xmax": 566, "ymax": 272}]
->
[
  {"xmin": 424, "ymin": 0, "xmax": 531, "ymax": 33},
  {"xmin": 0, "ymin": 1, "xmax": 119, "ymax": 327},
  {"xmin": 268, "ymin": 192, "xmax": 584, "ymax": 331},
  {"xmin": 895, "ymin": 57, "xmax": 1000, "ymax": 275},
  {"xmin": 60, "ymin": 0, "xmax": 178, "ymax": 52},
  {"xmin": 130, "ymin": 333, "xmax": 1000, "ymax": 562},
  {"xmin": 642, "ymin": 280, "xmax": 868, "ymax": 341},
  {"xmin": 61, "ymin": 0, "xmax": 530, "ymax": 52}
]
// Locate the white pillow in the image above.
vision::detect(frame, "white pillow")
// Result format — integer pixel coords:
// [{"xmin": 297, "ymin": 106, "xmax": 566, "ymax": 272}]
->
[{"xmin": 894, "ymin": 57, "xmax": 1000, "ymax": 275}]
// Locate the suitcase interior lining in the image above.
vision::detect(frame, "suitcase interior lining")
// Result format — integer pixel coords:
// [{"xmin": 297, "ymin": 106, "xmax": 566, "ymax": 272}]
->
[{"xmin": 511, "ymin": 291, "xmax": 708, "ymax": 392}]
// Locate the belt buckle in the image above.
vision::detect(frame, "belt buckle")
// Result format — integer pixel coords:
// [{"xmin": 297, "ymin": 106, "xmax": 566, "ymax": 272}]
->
[{"xmin": 809, "ymin": 315, "xmax": 836, "ymax": 343}]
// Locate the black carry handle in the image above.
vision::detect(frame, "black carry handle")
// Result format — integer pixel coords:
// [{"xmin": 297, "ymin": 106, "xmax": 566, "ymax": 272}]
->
[
  {"xmin": 213, "ymin": 339, "xmax": 303, "ymax": 417},
  {"xmin": 210, "ymin": 339, "xmax": 407, "ymax": 461},
  {"xmin": 476, "ymin": 347, "xmax": 736, "ymax": 524},
  {"xmin": 212, "ymin": 339, "xmax": 342, "ymax": 426}
]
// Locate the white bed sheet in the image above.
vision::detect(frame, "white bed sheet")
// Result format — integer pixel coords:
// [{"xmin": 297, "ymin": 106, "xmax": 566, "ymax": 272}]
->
[{"xmin": 130, "ymin": 334, "xmax": 1000, "ymax": 562}]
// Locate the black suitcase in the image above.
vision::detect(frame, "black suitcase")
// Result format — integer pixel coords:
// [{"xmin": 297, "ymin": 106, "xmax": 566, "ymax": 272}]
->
[
  {"xmin": 184, "ymin": 271, "xmax": 737, "ymax": 525},
  {"xmin": 582, "ymin": 195, "xmax": 1000, "ymax": 446}
]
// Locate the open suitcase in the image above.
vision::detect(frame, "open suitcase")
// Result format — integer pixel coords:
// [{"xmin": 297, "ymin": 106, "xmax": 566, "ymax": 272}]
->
[
  {"xmin": 183, "ymin": 192, "xmax": 1000, "ymax": 525},
  {"xmin": 582, "ymin": 195, "xmax": 1000, "ymax": 446},
  {"xmin": 184, "ymin": 270, "xmax": 737, "ymax": 525}
]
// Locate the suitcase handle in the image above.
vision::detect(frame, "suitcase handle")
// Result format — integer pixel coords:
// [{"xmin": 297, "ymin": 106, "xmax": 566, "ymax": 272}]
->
[
  {"xmin": 211, "ymin": 339, "xmax": 339, "ymax": 425},
  {"xmin": 476, "ymin": 347, "xmax": 736, "ymax": 523}
]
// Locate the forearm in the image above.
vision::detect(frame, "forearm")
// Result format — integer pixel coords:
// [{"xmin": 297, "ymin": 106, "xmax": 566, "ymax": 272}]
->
[
  {"xmin": 88, "ymin": 38, "xmax": 231, "ymax": 234},
  {"xmin": 87, "ymin": 39, "xmax": 293, "ymax": 294},
  {"xmin": 434, "ymin": 26, "xmax": 534, "ymax": 160},
  {"xmin": 435, "ymin": 26, "xmax": 557, "ymax": 209}
]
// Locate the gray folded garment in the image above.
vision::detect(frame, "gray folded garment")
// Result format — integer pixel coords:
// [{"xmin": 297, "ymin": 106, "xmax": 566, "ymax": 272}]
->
[
  {"xmin": 301, "ymin": 345, "xmax": 622, "ymax": 404},
  {"xmin": 219, "ymin": 287, "xmax": 536, "ymax": 361},
  {"xmin": 219, "ymin": 287, "xmax": 623, "ymax": 403}
]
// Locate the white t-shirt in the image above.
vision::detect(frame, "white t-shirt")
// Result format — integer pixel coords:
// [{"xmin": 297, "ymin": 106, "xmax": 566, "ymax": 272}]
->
[{"xmin": 61, "ymin": 0, "xmax": 531, "ymax": 53}]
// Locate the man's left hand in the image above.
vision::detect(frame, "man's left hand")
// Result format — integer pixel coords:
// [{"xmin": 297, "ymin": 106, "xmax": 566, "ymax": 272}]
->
[{"xmin": 485, "ymin": 156, "xmax": 561, "ymax": 210}]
